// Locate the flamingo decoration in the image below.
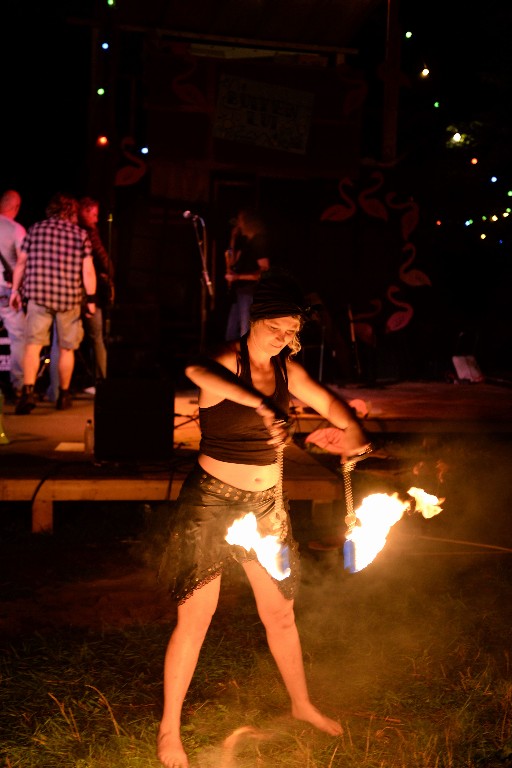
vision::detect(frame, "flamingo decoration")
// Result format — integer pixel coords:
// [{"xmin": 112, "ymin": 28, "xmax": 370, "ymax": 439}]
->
[
  {"xmin": 357, "ymin": 171, "xmax": 388, "ymax": 221},
  {"xmin": 385, "ymin": 285, "xmax": 414, "ymax": 333},
  {"xmin": 399, "ymin": 243, "xmax": 432, "ymax": 287},
  {"xmin": 114, "ymin": 137, "xmax": 147, "ymax": 187},
  {"xmin": 385, "ymin": 192, "xmax": 419, "ymax": 241},
  {"xmin": 352, "ymin": 299, "xmax": 382, "ymax": 347},
  {"xmin": 320, "ymin": 177, "xmax": 356, "ymax": 221},
  {"xmin": 170, "ymin": 45, "xmax": 210, "ymax": 111}
]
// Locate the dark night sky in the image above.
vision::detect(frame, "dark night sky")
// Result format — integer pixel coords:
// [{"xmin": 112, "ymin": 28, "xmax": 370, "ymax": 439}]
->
[
  {"xmin": 1, "ymin": 1, "xmax": 511, "ymax": 374},
  {"xmin": 2, "ymin": 1, "xmax": 510, "ymax": 220},
  {"xmin": 2, "ymin": 2, "xmax": 91, "ymax": 224}
]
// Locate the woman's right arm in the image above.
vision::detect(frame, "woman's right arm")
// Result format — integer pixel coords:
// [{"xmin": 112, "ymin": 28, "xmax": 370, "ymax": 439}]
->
[
  {"xmin": 185, "ymin": 353, "xmax": 289, "ymax": 445},
  {"xmin": 186, "ymin": 346, "xmax": 273, "ymax": 407}
]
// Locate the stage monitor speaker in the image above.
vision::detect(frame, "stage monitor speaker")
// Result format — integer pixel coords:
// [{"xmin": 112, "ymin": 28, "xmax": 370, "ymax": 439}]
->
[
  {"xmin": 94, "ymin": 377, "xmax": 174, "ymax": 462},
  {"xmin": 106, "ymin": 303, "xmax": 161, "ymax": 377}
]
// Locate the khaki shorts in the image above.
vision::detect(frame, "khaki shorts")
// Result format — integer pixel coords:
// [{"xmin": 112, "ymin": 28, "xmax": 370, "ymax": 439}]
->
[{"xmin": 25, "ymin": 300, "xmax": 84, "ymax": 350}]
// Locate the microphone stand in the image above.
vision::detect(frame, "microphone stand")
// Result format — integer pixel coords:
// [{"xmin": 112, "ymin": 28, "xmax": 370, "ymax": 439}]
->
[
  {"xmin": 189, "ymin": 216, "xmax": 214, "ymax": 352},
  {"xmin": 105, "ymin": 212, "xmax": 114, "ymax": 345}
]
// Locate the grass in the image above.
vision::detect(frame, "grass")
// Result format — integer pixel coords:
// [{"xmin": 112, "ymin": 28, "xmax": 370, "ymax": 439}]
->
[{"xmin": 1, "ymin": 434, "xmax": 512, "ymax": 767}]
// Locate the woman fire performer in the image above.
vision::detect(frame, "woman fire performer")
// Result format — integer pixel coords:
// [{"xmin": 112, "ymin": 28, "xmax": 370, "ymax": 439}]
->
[{"xmin": 157, "ymin": 269, "xmax": 371, "ymax": 768}]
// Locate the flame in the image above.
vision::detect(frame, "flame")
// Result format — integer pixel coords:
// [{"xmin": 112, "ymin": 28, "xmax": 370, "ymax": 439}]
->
[
  {"xmin": 345, "ymin": 488, "xmax": 444, "ymax": 574},
  {"xmin": 407, "ymin": 487, "xmax": 444, "ymax": 518},
  {"xmin": 225, "ymin": 513, "xmax": 290, "ymax": 581}
]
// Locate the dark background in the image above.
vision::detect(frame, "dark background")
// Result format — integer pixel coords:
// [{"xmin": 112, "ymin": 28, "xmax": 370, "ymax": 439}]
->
[{"xmin": 2, "ymin": 0, "xmax": 511, "ymax": 385}]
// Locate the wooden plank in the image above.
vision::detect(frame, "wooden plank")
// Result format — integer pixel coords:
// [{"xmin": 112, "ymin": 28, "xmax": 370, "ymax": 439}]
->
[
  {"xmin": 1, "ymin": 446, "xmax": 342, "ymax": 533},
  {"xmin": 30, "ymin": 478, "xmax": 185, "ymax": 533}
]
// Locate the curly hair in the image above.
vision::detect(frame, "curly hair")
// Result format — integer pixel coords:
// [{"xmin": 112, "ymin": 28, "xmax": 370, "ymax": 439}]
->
[
  {"xmin": 45, "ymin": 193, "xmax": 78, "ymax": 221},
  {"xmin": 78, "ymin": 196, "xmax": 99, "ymax": 212},
  {"xmin": 286, "ymin": 321, "xmax": 303, "ymax": 357}
]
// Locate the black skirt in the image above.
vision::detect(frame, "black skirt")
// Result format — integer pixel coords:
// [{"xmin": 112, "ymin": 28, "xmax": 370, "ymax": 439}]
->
[{"xmin": 158, "ymin": 464, "xmax": 301, "ymax": 605}]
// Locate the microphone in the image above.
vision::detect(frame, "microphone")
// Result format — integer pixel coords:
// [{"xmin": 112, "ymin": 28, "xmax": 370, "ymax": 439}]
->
[{"xmin": 183, "ymin": 210, "xmax": 201, "ymax": 222}]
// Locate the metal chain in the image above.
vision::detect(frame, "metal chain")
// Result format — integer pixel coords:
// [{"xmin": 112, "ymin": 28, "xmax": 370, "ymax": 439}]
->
[
  {"xmin": 275, "ymin": 442, "xmax": 284, "ymax": 515},
  {"xmin": 273, "ymin": 421, "xmax": 287, "ymax": 539},
  {"xmin": 342, "ymin": 460, "xmax": 357, "ymax": 532},
  {"xmin": 342, "ymin": 444, "xmax": 373, "ymax": 533}
]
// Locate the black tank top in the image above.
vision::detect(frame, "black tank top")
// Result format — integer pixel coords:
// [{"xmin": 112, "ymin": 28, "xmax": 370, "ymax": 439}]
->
[{"xmin": 198, "ymin": 335, "xmax": 290, "ymax": 465}]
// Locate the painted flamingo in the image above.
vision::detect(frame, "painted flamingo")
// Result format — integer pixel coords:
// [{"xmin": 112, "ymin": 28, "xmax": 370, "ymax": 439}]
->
[
  {"xmin": 358, "ymin": 171, "xmax": 388, "ymax": 221},
  {"xmin": 352, "ymin": 299, "xmax": 382, "ymax": 347},
  {"xmin": 399, "ymin": 243, "xmax": 432, "ymax": 287},
  {"xmin": 385, "ymin": 285, "xmax": 414, "ymax": 333},
  {"xmin": 385, "ymin": 192, "xmax": 419, "ymax": 241},
  {"xmin": 320, "ymin": 176, "xmax": 356, "ymax": 221},
  {"xmin": 340, "ymin": 75, "xmax": 368, "ymax": 116},
  {"xmin": 171, "ymin": 46, "xmax": 210, "ymax": 111},
  {"xmin": 114, "ymin": 137, "xmax": 147, "ymax": 187}
]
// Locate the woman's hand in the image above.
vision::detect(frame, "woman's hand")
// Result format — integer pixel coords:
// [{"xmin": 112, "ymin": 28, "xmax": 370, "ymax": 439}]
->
[
  {"xmin": 305, "ymin": 423, "xmax": 372, "ymax": 464},
  {"xmin": 339, "ymin": 422, "xmax": 372, "ymax": 463},
  {"xmin": 255, "ymin": 402, "xmax": 292, "ymax": 447}
]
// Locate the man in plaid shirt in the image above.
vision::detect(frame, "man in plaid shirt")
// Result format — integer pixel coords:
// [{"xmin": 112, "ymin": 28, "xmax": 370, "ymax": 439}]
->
[{"xmin": 9, "ymin": 193, "xmax": 97, "ymax": 414}]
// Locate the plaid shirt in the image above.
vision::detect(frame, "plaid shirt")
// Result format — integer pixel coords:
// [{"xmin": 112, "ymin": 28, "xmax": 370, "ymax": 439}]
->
[{"xmin": 20, "ymin": 216, "xmax": 92, "ymax": 312}]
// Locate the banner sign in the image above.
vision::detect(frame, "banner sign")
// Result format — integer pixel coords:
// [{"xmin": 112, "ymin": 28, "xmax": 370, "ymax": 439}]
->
[{"xmin": 213, "ymin": 74, "xmax": 314, "ymax": 154}]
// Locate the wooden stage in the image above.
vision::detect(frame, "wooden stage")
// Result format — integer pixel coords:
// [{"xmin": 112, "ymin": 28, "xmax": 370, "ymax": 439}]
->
[{"xmin": 1, "ymin": 379, "xmax": 512, "ymax": 533}]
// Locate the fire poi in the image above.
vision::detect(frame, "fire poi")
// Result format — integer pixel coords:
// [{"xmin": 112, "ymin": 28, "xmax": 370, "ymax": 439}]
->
[
  {"xmin": 226, "ymin": 441, "xmax": 291, "ymax": 581},
  {"xmin": 226, "ymin": 512, "xmax": 291, "ymax": 581},
  {"xmin": 226, "ymin": 425, "xmax": 444, "ymax": 579},
  {"xmin": 343, "ymin": 485, "xmax": 444, "ymax": 574},
  {"xmin": 341, "ymin": 437, "xmax": 443, "ymax": 573}
]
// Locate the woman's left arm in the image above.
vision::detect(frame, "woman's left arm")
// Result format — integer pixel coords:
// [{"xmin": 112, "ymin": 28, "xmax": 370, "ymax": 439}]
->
[{"xmin": 287, "ymin": 359, "xmax": 371, "ymax": 458}]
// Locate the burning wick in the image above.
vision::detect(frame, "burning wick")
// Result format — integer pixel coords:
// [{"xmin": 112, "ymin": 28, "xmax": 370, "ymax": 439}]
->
[
  {"xmin": 225, "ymin": 513, "xmax": 291, "ymax": 581},
  {"xmin": 407, "ymin": 487, "xmax": 444, "ymax": 518},
  {"xmin": 344, "ymin": 487, "xmax": 444, "ymax": 574}
]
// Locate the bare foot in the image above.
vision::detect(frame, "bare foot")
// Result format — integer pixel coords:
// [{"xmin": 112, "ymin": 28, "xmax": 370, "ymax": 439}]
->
[
  {"xmin": 291, "ymin": 702, "xmax": 343, "ymax": 736},
  {"xmin": 157, "ymin": 730, "xmax": 189, "ymax": 768}
]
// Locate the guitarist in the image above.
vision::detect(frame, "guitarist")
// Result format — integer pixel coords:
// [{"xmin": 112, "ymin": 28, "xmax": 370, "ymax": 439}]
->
[{"xmin": 224, "ymin": 208, "xmax": 270, "ymax": 341}]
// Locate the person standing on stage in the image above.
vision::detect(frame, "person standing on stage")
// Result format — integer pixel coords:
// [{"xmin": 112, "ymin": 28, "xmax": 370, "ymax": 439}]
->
[
  {"xmin": 224, "ymin": 208, "xmax": 270, "ymax": 341},
  {"xmin": 10, "ymin": 192, "xmax": 96, "ymax": 414},
  {"xmin": 157, "ymin": 269, "xmax": 371, "ymax": 768},
  {"xmin": 45, "ymin": 197, "xmax": 114, "ymax": 400},
  {"xmin": 77, "ymin": 196, "xmax": 114, "ymax": 384},
  {"xmin": 0, "ymin": 189, "xmax": 27, "ymax": 401}
]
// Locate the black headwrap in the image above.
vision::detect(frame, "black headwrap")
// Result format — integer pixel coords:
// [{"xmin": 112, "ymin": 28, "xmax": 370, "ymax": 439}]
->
[{"xmin": 250, "ymin": 268, "xmax": 311, "ymax": 322}]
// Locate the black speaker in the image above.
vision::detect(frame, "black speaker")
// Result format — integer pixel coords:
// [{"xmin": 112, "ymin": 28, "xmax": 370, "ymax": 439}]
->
[
  {"xmin": 105, "ymin": 303, "xmax": 161, "ymax": 377},
  {"xmin": 94, "ymin": 377, "xmax": 174, "ymax": 462}
]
